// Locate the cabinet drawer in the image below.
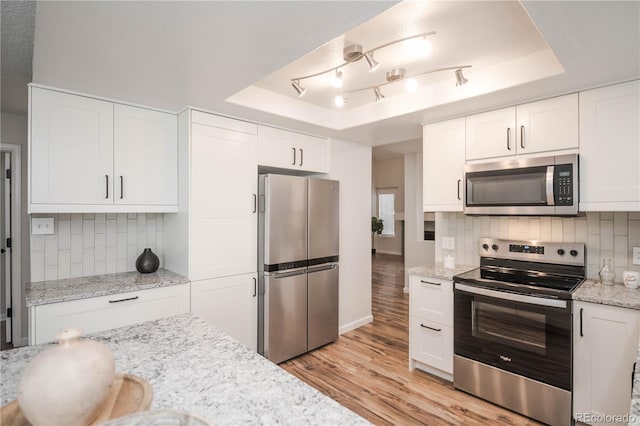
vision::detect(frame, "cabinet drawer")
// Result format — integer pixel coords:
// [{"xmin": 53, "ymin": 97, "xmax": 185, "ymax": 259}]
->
[
  {"xmin": 410, "ymin": 274, "xmax": 453, "ymax": 326},
  {"xmin": 410, "ymin": 317, "xmax": 453, "ymax": 374},
  {"xmin": 31, "ymin": 284, "xmax": 190, "ymax": 345}
]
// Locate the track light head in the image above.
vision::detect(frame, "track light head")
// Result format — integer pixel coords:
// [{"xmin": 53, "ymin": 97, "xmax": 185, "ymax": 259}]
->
[
  {"xmin": 292, "ymin": 80, "xmax": 306, "ymax": 97},
  {"xmin": 455, "ymin": 69, "xmax": 468, "ymax": 86},
  {"xmin": 364, "ymin": 52, "xmax": 380, "ymax": 72},
  {"xmin": 373, "ymin": 87, "xmax": 385, "ymax": 102},
  {"xmin": 331, "ymin": 70, "xmax": 343, "ymax": 89}
]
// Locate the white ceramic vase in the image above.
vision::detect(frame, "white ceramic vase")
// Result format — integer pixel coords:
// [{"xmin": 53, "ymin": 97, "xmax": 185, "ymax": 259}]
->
[{"xmin": 18, "ymin": 328, "xmax": 115, "ymax": 426}]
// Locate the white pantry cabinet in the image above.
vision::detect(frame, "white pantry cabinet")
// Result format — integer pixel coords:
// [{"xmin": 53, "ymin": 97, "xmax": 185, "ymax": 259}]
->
[
  {"xmin": 573, "ymin": 301, "xmax": 640, "ymax": 425},
  {"xmin": 29, "ymin": 86, "xmax": 178, "ymax": 213},
  {"xmin": 579, "ymin": 80, "xmax": 640, "ymax": 211},
  {"xmin": 257, "ymin": 125, "xmax": 329, "ymax": 173},
  {"xmin": 465, "ymin": 94, "xmax": 578, "ymax": 161},
  {"xmin": 423, "ymin": 118, "xmax": 465, "ymax": 212},
  {"xmin": 191, "ymin": 273, "xmax": 258, "ymax": 351},
  {"xmin": 409, "ymin": 274, "xmax": 453, "ymax": 380},
  {"xmin": 29, "ymin": 283, "xmax": 190, "ymax": 345}
]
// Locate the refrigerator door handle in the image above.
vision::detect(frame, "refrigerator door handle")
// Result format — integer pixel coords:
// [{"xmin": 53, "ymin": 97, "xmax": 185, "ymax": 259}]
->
[
  {"xmin": 271, "ymin": 269, "xmax": 307, "ymax": 279},
  {"xmin": 306, "ymin": 264, "xmax": 338, "ymax": 273}
]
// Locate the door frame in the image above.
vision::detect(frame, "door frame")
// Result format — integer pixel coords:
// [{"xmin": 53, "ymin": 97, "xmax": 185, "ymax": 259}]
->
[{"xmin": 0, "ymin": 144, "xmax": 22, "ymax": 346}]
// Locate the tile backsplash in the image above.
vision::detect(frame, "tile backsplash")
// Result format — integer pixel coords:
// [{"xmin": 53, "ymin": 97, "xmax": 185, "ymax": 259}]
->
[
  {"xmin": 30, "ymin": 213, "xmax": 164, "ymax": 282},
  {"xmin": 435, "ymin": 212, "xmax": 640, "ymax": 281}
]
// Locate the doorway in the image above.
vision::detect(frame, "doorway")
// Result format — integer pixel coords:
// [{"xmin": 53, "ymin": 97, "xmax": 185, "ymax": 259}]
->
[{"xmin": 1, "ymin": 144, "xmax": 22, "ymax": 350}]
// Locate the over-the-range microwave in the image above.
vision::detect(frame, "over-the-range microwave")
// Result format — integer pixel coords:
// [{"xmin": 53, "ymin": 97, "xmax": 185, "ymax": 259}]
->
[{"xmin": 464, "ymin": 154, "xmax": 578, "ymax": 216}]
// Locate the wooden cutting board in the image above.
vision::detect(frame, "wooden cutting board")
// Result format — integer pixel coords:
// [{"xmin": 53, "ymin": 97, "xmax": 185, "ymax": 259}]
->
[{"xmin": 1, "ymin": 373, "xmax": 153, "ymax": 426}]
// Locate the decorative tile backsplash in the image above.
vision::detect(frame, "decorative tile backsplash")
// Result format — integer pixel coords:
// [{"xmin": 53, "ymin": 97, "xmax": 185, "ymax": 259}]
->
[
  {"xmin": 435, "ymin": 212, "xmax": 640, "ymax": 281},
  {"xmin": 30, "ymin": 213, "xmax": 164, "ymax": 282}
]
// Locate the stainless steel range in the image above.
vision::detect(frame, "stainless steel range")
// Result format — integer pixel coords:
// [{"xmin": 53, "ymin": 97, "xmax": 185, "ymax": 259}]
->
[{"xmin": 453, "ymin": 238, "xmax": 585, "ymax": 426}]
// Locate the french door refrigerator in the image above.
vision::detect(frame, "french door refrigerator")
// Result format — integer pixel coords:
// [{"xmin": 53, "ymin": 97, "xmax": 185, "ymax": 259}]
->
[{"xmin": 258, "ymin": 174, "xmax": 339, "ymax": 364}]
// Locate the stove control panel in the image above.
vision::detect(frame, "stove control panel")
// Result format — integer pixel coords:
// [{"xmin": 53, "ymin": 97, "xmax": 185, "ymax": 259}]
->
[
  {"xmin": 510, "ymin": 244, "xmax": 544, "ymax": 254},
  {"xmin": 479, "ymin": 237, "xmax": 585, "ymax": 267}
]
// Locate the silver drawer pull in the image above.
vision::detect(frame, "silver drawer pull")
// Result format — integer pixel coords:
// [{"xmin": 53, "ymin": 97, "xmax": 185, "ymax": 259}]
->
[
  {"xmin": 420, "ymin": 324, "xmax": 441, "ymax": 332},
  {"xmin": 500, "ymin": 355, "xmax": 512, "ymax": 362},
  {"xmin": 420, "ymin": 280, "xmax": 441, "ymax": 286},
  {"xmin": 108, "ymin": 296, "xmax": 139, "ymax": 304}
]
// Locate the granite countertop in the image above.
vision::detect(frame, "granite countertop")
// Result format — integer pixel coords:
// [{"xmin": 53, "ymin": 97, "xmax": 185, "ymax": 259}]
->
[
  {"xmin": 632, "ymin": 350, "xmax": 640, "ymax": 425},
  {"xmin": 25, "ymin": 269, "xmax": 189, "ymax": 307},
  {"xmin": 0, "ymin": 314, "xmax": 368, "ymax": 425},
  {"xmin": 572, "ymin": 279, "xmax": 640, "ymax": 310},
  {"xmin": 408, "ymin": 263, "xmax": 476, "ymax": 281}
]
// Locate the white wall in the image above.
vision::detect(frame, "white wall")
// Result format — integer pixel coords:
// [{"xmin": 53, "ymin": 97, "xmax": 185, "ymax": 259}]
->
[
  {"xmin": 1, "ymin": 112, "xmax": 29, "ymax": 345},
  {"xmin": 372, "ymin": 157, "xmax": 404, "ymax": 255},
  {"xmin": 403, "ymin": 153, "xmax": 435, "ymax": 290},
  {"xmin": 328, "ymin": 138, "xmax": 373, "ymax": 334}
]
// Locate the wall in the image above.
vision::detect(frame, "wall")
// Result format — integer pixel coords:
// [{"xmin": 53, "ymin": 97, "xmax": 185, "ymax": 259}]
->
[
  {"xmin": 436, "ymin": 212, "xmax": 640, "ymax": 281},
  {"xmin": 30, "ymin": 213, "xmax": 164, "ymax": 281},
  {"xmin": 404, "ymin": 153, "xmax": 435, "ymax": 290},
  {"xmin": 328, "ymin": 138, "xmax": 373, "ymax": 334},
  {"xmin": 372, "ymin": 157, "xmax": 404, "ymax": 255}
]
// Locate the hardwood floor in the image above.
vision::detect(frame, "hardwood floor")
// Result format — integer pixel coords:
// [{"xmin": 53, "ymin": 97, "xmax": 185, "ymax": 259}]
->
[{"xmin": 281, "ymin": 254, "xmax": 541, "ymax": 425}]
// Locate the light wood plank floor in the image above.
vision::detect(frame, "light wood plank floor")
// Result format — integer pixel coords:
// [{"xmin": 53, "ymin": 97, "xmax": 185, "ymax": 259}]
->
[{"xmin": 281, "ymin": 254, "xmax": 541, "ymax": 425}]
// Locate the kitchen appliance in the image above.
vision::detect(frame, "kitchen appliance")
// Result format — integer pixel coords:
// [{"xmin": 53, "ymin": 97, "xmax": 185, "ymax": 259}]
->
[
  {"xmin": 258, "ymin": 174, "xmax": 339, "ymax": 364},
  {"xmin": 464, "ymin": 154, "xmax": 578, "ymax": 216},
  {"xmin": 453, "ymin": 238, "xmax": 585, "ymax": 426}
]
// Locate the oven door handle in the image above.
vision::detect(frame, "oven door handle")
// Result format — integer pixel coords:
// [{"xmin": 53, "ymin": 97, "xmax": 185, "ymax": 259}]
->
[{"xmin": 455, "ymin": 283, "xmax": 567, "ymax": 308}]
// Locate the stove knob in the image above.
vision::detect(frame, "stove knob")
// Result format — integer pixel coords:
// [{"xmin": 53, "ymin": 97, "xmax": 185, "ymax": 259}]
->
[
  {"xmin": 570, "ymin": 249, "xmax": 579, "ymax": 257},
  {"xmin": 482, "ymin": 243, "xmax": 489, "ymax": 251},
  {"xmin": 557, "ymin": 249, "xmax": 565, "ymax": 256},
  {"xmin": 491, "ymin": 244, "xmax": 499, "ymax": 251}
]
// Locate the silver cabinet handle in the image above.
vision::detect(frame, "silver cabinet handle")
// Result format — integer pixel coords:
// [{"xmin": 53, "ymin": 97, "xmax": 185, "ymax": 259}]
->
[
  {"xmin": 507, "ymin": 128, "xmax": 511, "ymax": 150},
  {"xmin": 299, "ymin": 148, "xmax": 303, "ymax": 166},
  {"xmin": 108, "ymin": 295, "xmax": 139, "ymax": 304},
  {"xmin": 420, "ymin": 279, "xmax": 441, "ymax": 286},
  {"xmin": 120, "ymin": 176, "xmax": 124, "ymax": 199},
  {"xmin": 292, "ymin": 147, "xmax": 296, "ymax": 165},
  {"xmin": 520, "ymin": 125, "xmax": 525, "ymax": 149},
  {"xmin": 105, "ymin": 175, "xmax": 109, "ymax": 199},
  {"xmin": 252, "ymin": 194, "xmax": 257, "ymax": 213},
  {"xmin": 457, "ymin": 179, "xmax": 462, "ymax": 200},
  {"xmin": 253, "ymin": 277, "xmax": 257, "ymax": 297},
  {"xmin": 420, "ymin": 323, "xmax": 441, "ymax": 332}
]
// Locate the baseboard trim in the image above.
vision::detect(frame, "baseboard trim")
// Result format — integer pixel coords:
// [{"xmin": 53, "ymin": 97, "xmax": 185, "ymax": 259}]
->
[
  {"xmin": 403, "ymin": 286, "xmax": 409, "ymax": 293},
  {"xmin": 376, "ymin": 250, "xmax": 403, "ymax": 256},
  {"xmin": 339, "ymin": 315, "xmax": 373, "ymax": 335},
  {"xmin": 0, "ymin": 314, "xmax": 6, "ymax": 321}
]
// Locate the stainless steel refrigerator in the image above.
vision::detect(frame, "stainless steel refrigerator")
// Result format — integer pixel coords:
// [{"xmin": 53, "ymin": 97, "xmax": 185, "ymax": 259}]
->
[{"xmin": 258, "ymin": 174, "xmax": 339, "ymax": 364}]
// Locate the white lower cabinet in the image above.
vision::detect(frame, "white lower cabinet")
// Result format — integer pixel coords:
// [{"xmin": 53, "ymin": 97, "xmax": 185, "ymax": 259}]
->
[
  {"xmin": 29, "ymin": 284, "xmax": 190, "ymax": 345},
  {"xmin": 573, "ymin": 301, "xmax": 640, "ymax": 425},
  {"xmin": 409, "ymin": 274, "xmax": 453, "ymax": 380},
  {"xmin": 190, "ymin": 273, "xmax": 258, "ymax": 351}
]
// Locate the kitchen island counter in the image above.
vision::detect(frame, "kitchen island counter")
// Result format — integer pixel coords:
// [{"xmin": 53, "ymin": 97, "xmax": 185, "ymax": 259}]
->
[{"xmin": 0, "ymin": 314, "xmax": 367, "ymax": 425}]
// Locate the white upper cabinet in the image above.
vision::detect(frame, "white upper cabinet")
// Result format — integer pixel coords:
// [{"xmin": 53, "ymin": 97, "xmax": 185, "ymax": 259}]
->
[
  {"xmin": 257, "ymin": 125, "xmax": 329, "ymax": 173},
  {"xmin": 579, "ymin": 80, "xmax": 640, "ymax": 211},
  {"xmin": 423, "ymin": 118, "xmax": 465, "ymax": 212},
  {"xmin": 114, "ymin": 104, "xmax": 177, "ymax": 206},
  {"xmin": 29, "ymin": 86, "xmax": 178, "ymax": 213},
  {"xmin": 465, "ymin": 93, "xmax": 578, "ymax": 161},
  {"xmin": 30, "ymin": 87, "xmax": 114, "ymax": 207}
]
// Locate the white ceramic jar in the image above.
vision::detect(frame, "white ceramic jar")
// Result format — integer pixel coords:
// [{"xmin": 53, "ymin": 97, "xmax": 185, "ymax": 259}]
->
[{"xmin": 18, "ymin": 328, "xmax": 115, "ymax": 426}]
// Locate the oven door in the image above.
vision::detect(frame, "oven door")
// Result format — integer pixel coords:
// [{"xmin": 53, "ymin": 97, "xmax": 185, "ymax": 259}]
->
[{"xmin": 454, "ymin": 283, "xmax": 571, "ymax": 390}]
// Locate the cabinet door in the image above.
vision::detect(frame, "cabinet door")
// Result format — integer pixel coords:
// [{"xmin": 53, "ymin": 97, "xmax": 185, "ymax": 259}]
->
[
  {"xmin": 410, "ymin": 317, "xmax": 453, "ymax": 374},
  {"xmin": 295, "ymin": 133, "xmax": 329, "ymax": 173},
  {"xmin": 516, "ymin": 93, "xmax": 579, "ymax": 155},
  {"xmin": 191, "ymin": 274, "xmax": 258, "ymax": 351},
  {"xmin": 114, "ymin": 104, "xmax": 177, "ymax": 206},
  {"xmin": 30, "ymin": 87, "xmax": 114, "ymax": 206},
  {"xmin": 573, "ymin": 301, "xmax": 640, "ymax": 425},
  {"xmin": 410, "ymin": 275, "xmax": 453, "ymax": 326},
  {"xmin": 579, "ymin": 80, "xmax": 640, "ymax": 211},
  {"xmin": 190, "ymin": 123, "xmax": 257, "ymax": 280},
  {"xmin": 257, "ymin": 125, "xmax": 297, "ymax": 169},
  {"xmin": 465, "ymin": 107, "xmax": 516, "ymax": 160},
  {"xmin": 423, "ymin": 118, "xmax": 465, "ymax": 211}
]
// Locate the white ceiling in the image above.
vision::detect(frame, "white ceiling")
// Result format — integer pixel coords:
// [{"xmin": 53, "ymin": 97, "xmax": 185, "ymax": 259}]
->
[{"xmin": 3, "ymin": 1, "xmax": 639, "ymax": 149}]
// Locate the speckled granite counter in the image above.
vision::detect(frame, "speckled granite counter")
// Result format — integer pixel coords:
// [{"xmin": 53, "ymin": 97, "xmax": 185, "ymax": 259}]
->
[
  {"xmin": 25, "ymin": 269, "xmax": 189, "ymax": 307},
  {"xmin": 0, "ymin": 314, "xmax": 368, "ymax": 425},
  {"xmin": 408, "ymin": 263, "xmax": 476, "ymax": 280},
  {"xmin": 572, "ymin": 279, "xmax": 640, "ymax": 310}
]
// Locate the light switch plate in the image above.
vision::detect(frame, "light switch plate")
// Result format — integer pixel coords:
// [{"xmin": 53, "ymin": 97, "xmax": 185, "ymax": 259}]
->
[
  {"xmin": 32, "ymin": 218, "xmax": 54, "ymax": 235},
  {"xmin": 633, "ymin": 247, "xmax": 640, "ymax": 266},
  {"xmin": 442, "ymin": 236, "xmax": 455, "ymax": 250}
]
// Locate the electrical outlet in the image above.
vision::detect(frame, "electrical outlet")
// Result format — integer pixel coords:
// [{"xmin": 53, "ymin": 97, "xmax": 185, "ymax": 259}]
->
[
  {"xmin": 633, "ymin": 247, "xmax": 640, "ymax": 266},
  {"xmin": 442, "ymin": 236, "xmax": 455, "ymax": 250},
  {"xmin": 32, "ymin": 218, "xmax": 55, "ymax": 235}
]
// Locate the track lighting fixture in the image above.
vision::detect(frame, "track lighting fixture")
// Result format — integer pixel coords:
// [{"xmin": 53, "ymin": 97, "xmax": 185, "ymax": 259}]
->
[
  {"xmin": 364, "ymin": 52, "xmax": 380, "ymax": 72},
  {"xmin": 334, "ymin": 94, "xmax": 345, "ymax": 108},
  {"xmin": 373, "ymin": 87, "xmax": 384, "ymax": 102},
  {"xmin": 455, "ymin": 69, "xmax": 468, "ymax": 86},
  {"xmin": 331, "ymin": 70, "xmax": 343, "ymax": 89},
  {"xmin": 291, "ymin": 80, "xmax": 306, "ymax": 97}
]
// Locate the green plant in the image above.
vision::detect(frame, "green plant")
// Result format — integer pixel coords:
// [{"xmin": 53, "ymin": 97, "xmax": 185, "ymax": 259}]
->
[{"xmin": 371, "ymin": 216, "xmax": 384, "ymax": 234}]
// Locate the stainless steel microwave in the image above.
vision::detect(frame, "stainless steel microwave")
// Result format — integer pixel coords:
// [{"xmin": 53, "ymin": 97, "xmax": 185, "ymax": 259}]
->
[{"xmin": 464, "ymin": 154, "xmax": 578, "ymax": 216}]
